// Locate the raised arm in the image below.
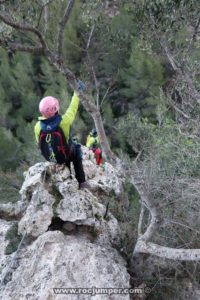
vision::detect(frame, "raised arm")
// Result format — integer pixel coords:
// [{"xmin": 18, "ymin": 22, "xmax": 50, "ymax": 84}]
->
[
  {"xmin": 34, "ymin": 121, "xmax": 41, "ymax": 143},
  {"xmin": 62, "ymin": 92, "xmax": 79, "ymax": 125}
]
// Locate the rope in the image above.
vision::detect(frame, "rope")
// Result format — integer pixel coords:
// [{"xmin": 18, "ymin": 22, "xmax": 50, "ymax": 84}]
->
[{"xmin": 0, "ymin": 232, "xmax": 27, "ymax": 289}]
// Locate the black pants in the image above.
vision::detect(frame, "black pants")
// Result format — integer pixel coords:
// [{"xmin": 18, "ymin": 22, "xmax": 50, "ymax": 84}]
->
[
  {"xmin": 66, "ymin": 143, "xmax": 85, "ymax": 184},
  {"xmin": 72, "ymin": 157, "xmax": 85, "ymax": 183}
]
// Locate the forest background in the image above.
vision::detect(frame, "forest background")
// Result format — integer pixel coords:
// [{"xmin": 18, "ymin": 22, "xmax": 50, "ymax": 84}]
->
[{"xmin": 1, "ymin": 0, "xmax": 200, "ymax": 298}]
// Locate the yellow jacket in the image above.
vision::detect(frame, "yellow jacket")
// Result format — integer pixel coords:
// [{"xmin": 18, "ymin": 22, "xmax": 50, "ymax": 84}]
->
[
  {"xmin": 86, "ymin": 134, "xmax": 100, "ymax": 148},
  {"xmin": 34, "ymin": 92, "xmax": 79, "ymax": 143}
]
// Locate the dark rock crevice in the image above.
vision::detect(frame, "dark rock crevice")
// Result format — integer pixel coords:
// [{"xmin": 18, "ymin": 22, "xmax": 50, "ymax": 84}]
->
[{"xmin": 48, "ymin": 217, "xmax": 99, "ymax": 242}]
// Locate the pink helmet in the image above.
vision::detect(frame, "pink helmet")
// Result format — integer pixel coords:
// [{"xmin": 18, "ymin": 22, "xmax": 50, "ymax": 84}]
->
[{"xmin": 39, "ymin": 96, "xmax": 60, "ymax": 118}]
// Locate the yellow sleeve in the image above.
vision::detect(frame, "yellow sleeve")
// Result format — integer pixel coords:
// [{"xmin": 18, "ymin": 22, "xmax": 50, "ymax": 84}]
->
[
  {"xmin": 62, "ymin": 92, "xmax": 79, "ymax": 125},
  {"xmin": 86, "ymin": 135, "xmax": 90, "ymax": 147},
  {"xmin": 34, "ymin": 121, "xmax": 41, "ymax": 143},
  {"xmin": 86, "ymin": 136, "xmax": 94, "ymax": 147}
]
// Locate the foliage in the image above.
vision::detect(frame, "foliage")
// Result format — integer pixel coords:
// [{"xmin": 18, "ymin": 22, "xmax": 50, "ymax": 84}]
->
[
  {"xmin": 118, "ymin": 112, "xmax": 200, "ymax": 176},
  {"xmin": 0, "ymin": 165, "xmax": 26, "ymax": 204},
  {"xmin": 5, "ymin": 223, "xmax": 22, "ymax": 255},
  {"xmin": 119, "ymin": 40, "xmax": 165, "ymax": 119},
  {"xmin": 1, "ymin": 1, "xmax": 200, "ymax": 298},
  {"xmin": 0, "ymin": 127, "xmax": 22, "ymax": 170}
]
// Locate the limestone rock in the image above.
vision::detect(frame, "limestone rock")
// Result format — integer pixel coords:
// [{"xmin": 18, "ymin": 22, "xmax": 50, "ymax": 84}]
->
[
  {"xmin": 18, "ymin": 185, "xmax": 55, "ymax": 237},
  {"xmin": 0, "ymin": 201, "xmax": 26, "ymax": 220},
  {"xmin": 82, "ymin": 146, "xmax": 124, "ymax": 195},
  {"xmin": 0, "ymin": 219, "xmax": 14, "ymax": 257},
  {"xmin": 0, "ymin": 220, "xmax": 15, "ymax": 286},
  {"xmin": 1, "ymin": 231, "xmax": 130, "ymax": 300},
  {"xmin": 86, "ymin": 162, "xmax": 124, "ymax": 195},
  {"xmin": 0, "ymin": 149, "xmax": 130, "ymax": 299},
  {"xmin": 15, "ymin": 149, "xmax": 124, "ymax": 242},
  {"xmin": 56, "ymin": 189, "xmax": 105, "ymax": 226}
]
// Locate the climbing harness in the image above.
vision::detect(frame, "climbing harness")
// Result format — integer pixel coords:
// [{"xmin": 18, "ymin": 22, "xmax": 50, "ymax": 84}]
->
[{"xmin": 45, "ymin": 133, "xmax": 57, "ymax": 163}]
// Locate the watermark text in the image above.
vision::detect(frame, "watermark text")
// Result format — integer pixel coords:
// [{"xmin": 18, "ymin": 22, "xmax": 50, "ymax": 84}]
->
[{"xmin": 53, "ymin": 286, "xmax": 151, "ymax": 296}]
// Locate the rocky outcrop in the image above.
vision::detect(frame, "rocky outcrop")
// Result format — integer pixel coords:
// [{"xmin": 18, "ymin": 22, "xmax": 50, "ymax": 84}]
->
[
  {"xmin": 0, "ymin": 148, "xmax": 130, "ymax": 299},
  {"xmin": 2, "ymin": 231, "xmax": 129, "ymax": 300}
]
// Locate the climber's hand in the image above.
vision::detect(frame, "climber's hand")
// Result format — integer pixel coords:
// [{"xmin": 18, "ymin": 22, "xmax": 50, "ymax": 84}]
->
[{"xmin": 77, "ymin": 79, "xmax": 86, "ymax": 92}]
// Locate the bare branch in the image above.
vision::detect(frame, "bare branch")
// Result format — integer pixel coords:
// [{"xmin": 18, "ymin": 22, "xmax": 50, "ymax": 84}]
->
[
  {"xmin": 91, "ymin": 65, "xmax": 100, "ymax": 108},
  {"xmin": 150, "ymin": 14, "xmax": 200, "ymax": 103},
  {"xmin": 177, "ymin": 126, "xmax": 200, "ymax": 140},
  {"xmin": 68, "ymin": 39, "xmax": 86, "ymax": 51},
  {"xmin": 161, "ymin": 41, "xmax": 200, "ymax": 103},
  {"xmin": 36, "ymin": 0, "xmax": 55, "ymax": 30},
  {"xmin": 138, "ymin": 204, "xmax": 145, "ymax": 237},
  {"xmin": 57, "ymin": 0, "xmax": 75, "ymax": 60},
  {"xmin": 186, "ymin": 16, "xmax": 200, "ymax": 57},
  {"xmin": 0, "ymin": 40, "xmax": 44, "ymax": 55},
  {"xmin": 100, "ymin": 84, "xmax": 113, "ymax": 108},
  {"xmin": 86, "ymin": 24, "xmax": 95, "ymax": 50},
  {"xmin": 37, "ymin": 5, "xmax": 45, "ymax": 28},
  {"xmin": 43, "ymin": 5, "xmax": 48, "ymax": 33},
  {"xmin": 86, "ymin": 25, "xmax": 100, "ymax": 108},
  {"xmin": 130, "ymin": 161, "xmax": 200, "ymax": 262},
  {"xmin": 134, "ymin": 240, "xmax": 200, "ymax": 261},
  {"xmin": 0, "ymin": 12, "xmax": 48, "ymax": 49},
  {"xmin": 160, "ymin": 40, "xmax": 179, "ymax": 72},
  {"xmin": 130, "ymin": 172, "xmax": 161, "ymax": 243},
  {"xmin": 165, "ymin": 219, "xmax": 200, "ymax": 235},
  {"xmin": 168, "ymin": 99, "xmax": 190, "ymax": 119}
]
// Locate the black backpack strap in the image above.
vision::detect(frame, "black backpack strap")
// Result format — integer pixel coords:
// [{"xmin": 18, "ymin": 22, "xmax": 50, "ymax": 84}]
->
[{"xmin": 39, "ymin": 125, "xmax": 74, "ymax": 164}]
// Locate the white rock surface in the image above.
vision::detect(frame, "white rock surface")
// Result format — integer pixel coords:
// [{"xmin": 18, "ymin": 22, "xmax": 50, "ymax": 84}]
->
[
  {"xmin": 1, "ymin": 231, "xmax": 130, "ymax": 300},
  {"xmin": 16, "ymin": 148, "xmax": 124, "ymax": 238},
  {"xmin": 86, "ymin": 162, "xmax": 124, "ymax": 195},
  {"xmin": 0, "ymin": 201, "xmax": 25, "ymax": 219},
  {"xmin": 0, "ymin": 148, "xmax": 130, "ymax": 299},
  {"xmin": 82, "ymin": 146, "xmax": 124, "ymax": 195},
  {"xmin": 0, "ymin": 220, "xmax": 15, "ymax": 287},
  {"xmin": 18, "ymin": 185, "xmax": 55, "ymax": 237},
  {"xmin": 56, "ymin": 189, "xmax": 105, "ymax": 225},
  {"xmin": 0, "ymin": 219, "xmax": 14, "ymax": 257}
]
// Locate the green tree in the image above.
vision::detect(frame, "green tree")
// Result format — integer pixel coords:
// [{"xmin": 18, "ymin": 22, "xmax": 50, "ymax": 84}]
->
[
  {"xmin": 0, "ymin": 127, "xmax": 22, "ymax": 170},
  {"xmin": 119, "ymin": 40, "xmax": 165, "ymax": 120}
]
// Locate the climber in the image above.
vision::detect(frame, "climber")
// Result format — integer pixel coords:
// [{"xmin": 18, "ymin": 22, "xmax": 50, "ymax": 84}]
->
[
  {"xmin": 34, "ymin": 80, "xmax": 89, "ymax": 190},
  {"xmin": 86, "ymin": 128, "xmax": 102, "ymax": 165}
]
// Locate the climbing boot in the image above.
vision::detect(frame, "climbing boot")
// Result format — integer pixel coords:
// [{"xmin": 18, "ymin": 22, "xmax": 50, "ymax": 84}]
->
[{"xmin": 78, "ymin": 181, "xmax": 91, "ymax": 190}]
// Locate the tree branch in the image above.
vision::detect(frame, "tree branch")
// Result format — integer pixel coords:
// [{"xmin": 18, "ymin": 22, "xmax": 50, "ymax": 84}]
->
[
  {"xmin": 149, "ymin": 14, "xmax": 200, "ymax": 103},
  {"xmin": 0, "ymin": 12, "xmax": 48, "ymax": 50},
  {"xmin": 167, "ymin": 98, "xmax": 190, "ymax": 119},
  {"xmin": 100, "ymin": 84, "xmax": 114, "ymax": 108},
  {"xmin": 0, "ymin": 40, "xmax": 44, "ymax": 55},
  {"xmin": 138, "ymin": 203, "xmax": 145, "ymax": 237},
  {"xmin": 160, "ymin": 40, "xmax": 200, "ymax": 103},
  {"xmin": 36, "ymin": 0, "xmax": 55, "ymax": 30},
  {"xmin": 0, "ymin": 4, "xmax": 115, "ymax": 162},
  {"xmin": 130, "ymin": 164, "xmax": 200, "ymax": 262},
  {"xmin": 185, "ymin": 16, "xmax": 200, "ymax": 58},
  {"xmin": 130, "ymin": 171, "xmax": 161, "ymax": 243},
  {"xmin": 57, "ymin": 0, "xmax": 75, "ymax": 60},
  {"xmin": 86, "ymin": 25, "xmax": 100, "ymax": 108},
  {"xmin": 86, "ymin": 24, "xmax": 95, "ymax": 50},
  {"xmin": 91, "ymin": 65, "xmax": 100, "ymax": 109},
  {"xmin": 165, "ymin": 219, "xmax": 200, "ymax": 235},
  {"xmin": 134, "ymin": 240, "xmax": 200, "ymax": 261}
]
